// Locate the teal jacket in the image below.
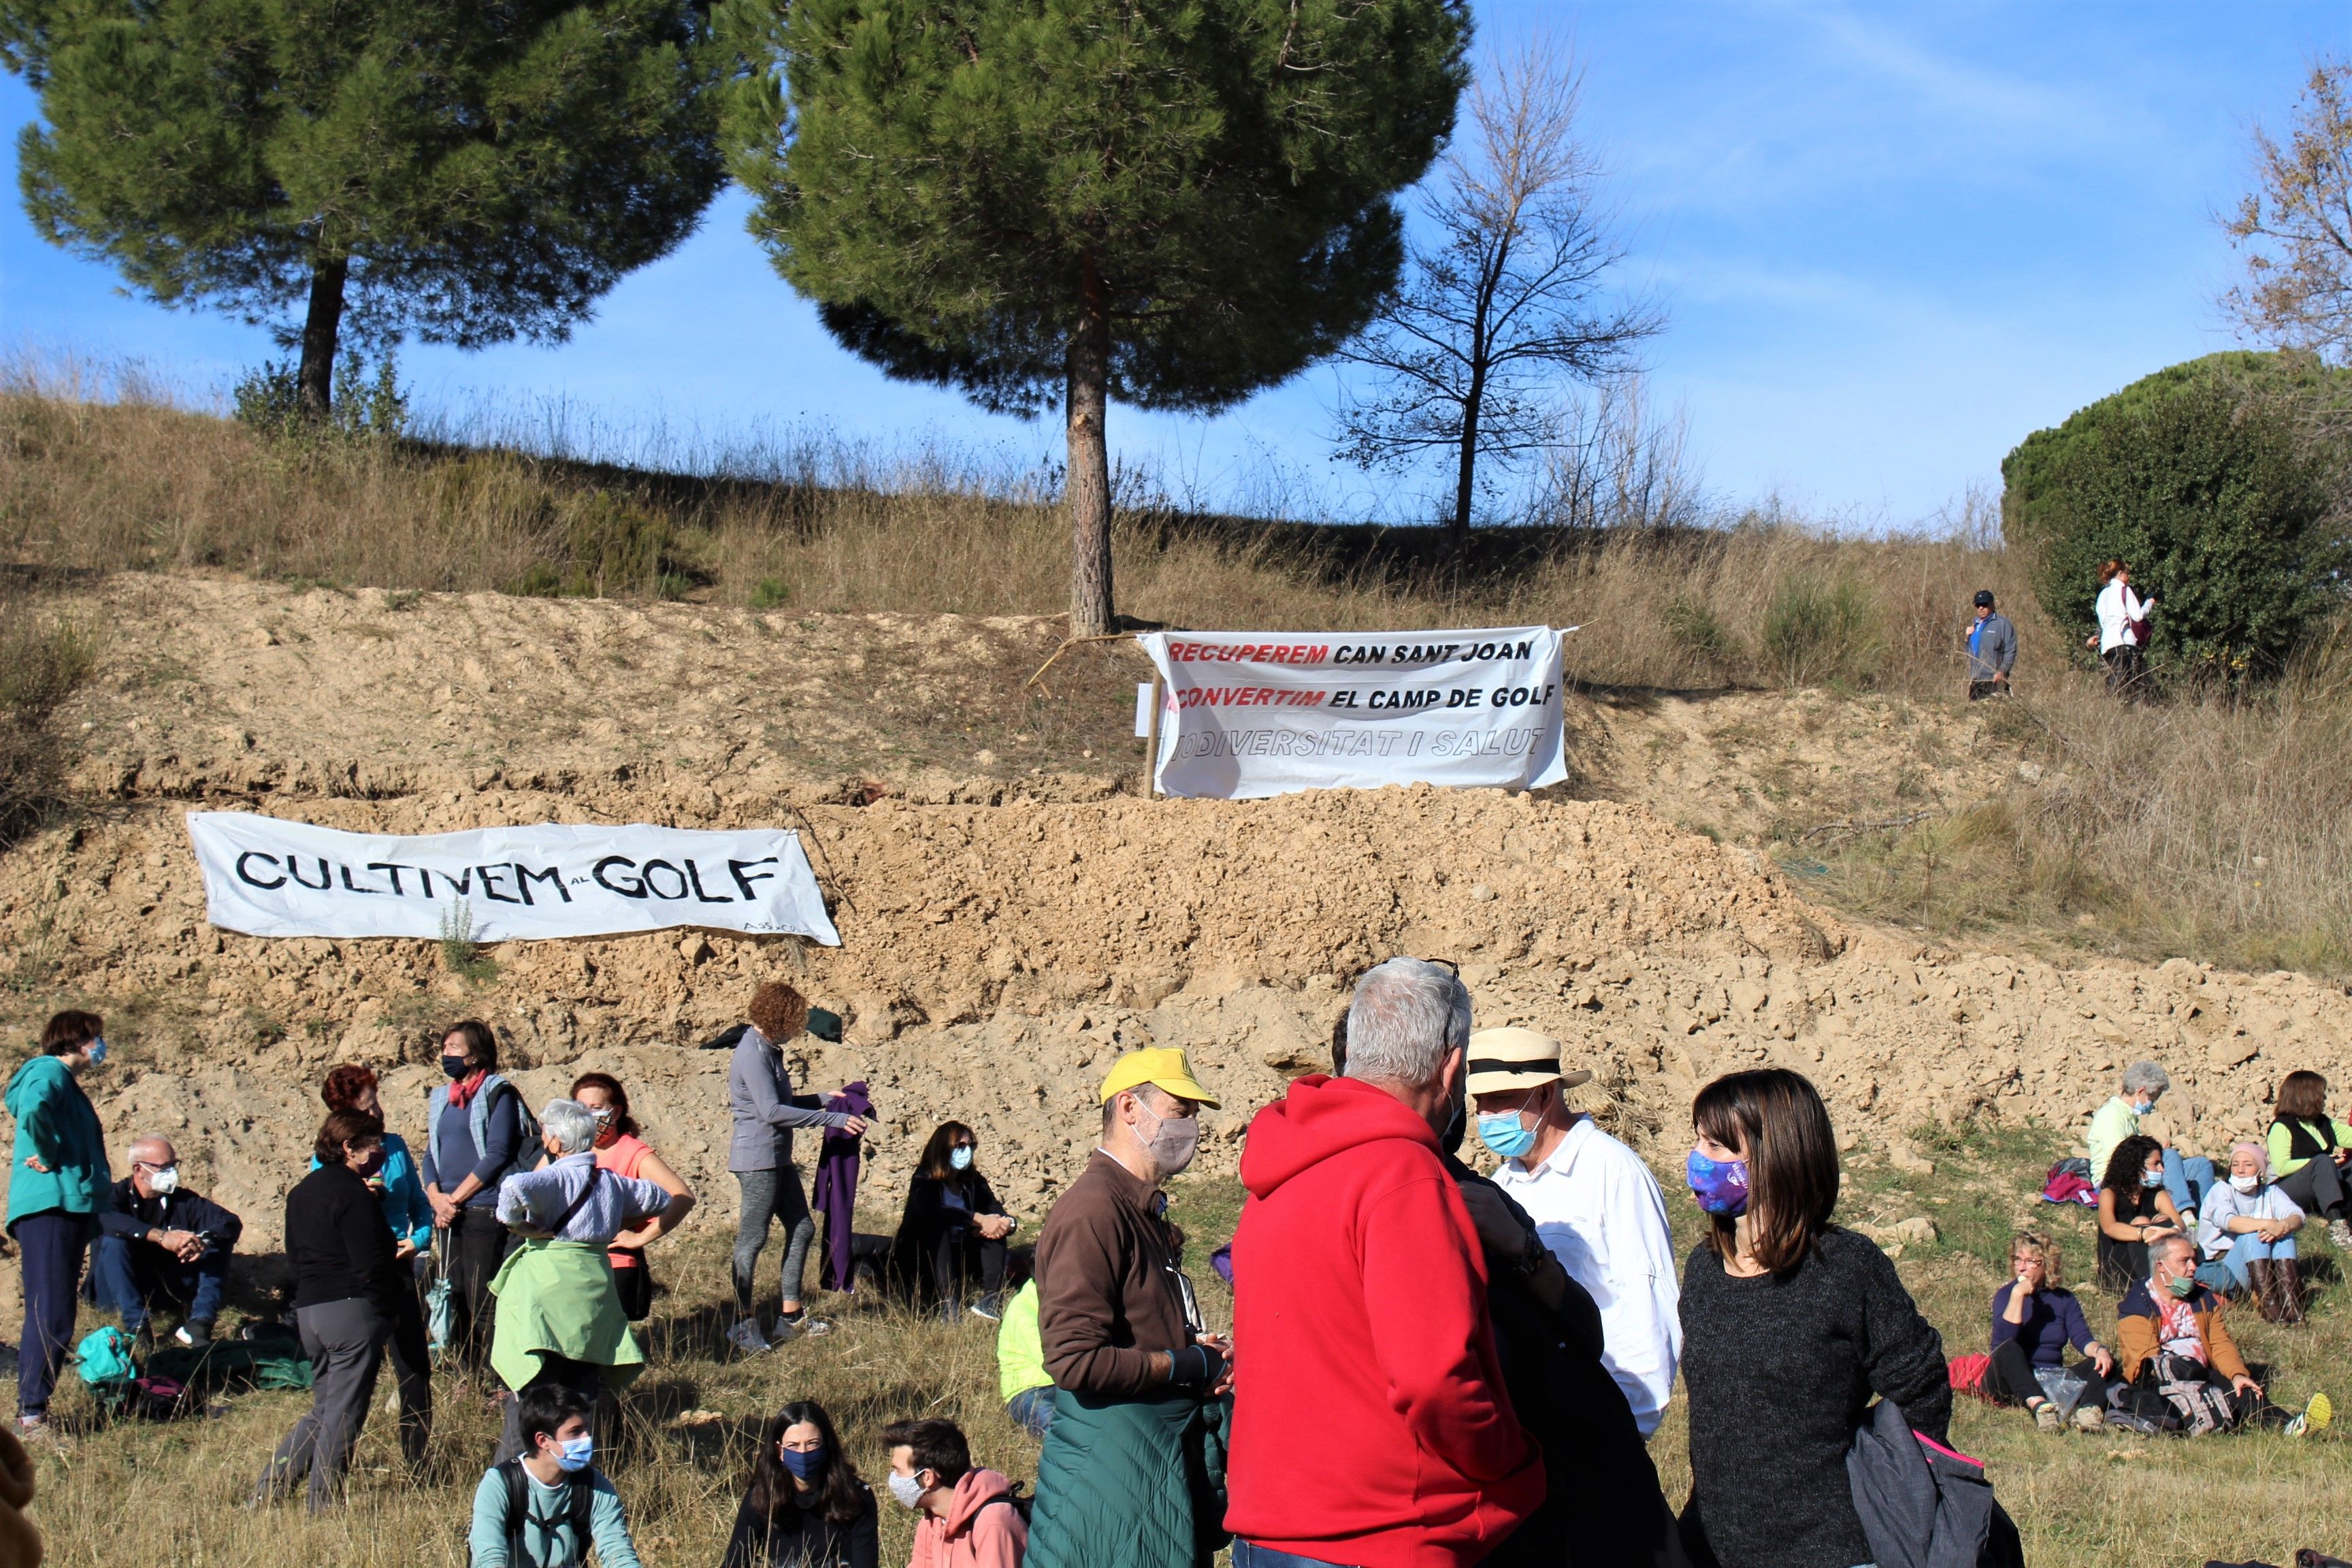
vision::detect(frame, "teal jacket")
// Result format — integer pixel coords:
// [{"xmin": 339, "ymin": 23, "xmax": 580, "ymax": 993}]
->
[
  {"xmin": 310, "ymin": 1132, "xmax": 434, "ymax": 1253},
  {"xmin": 5, "ymin": 1054, "xmax": 111, "ymax": 1226}
]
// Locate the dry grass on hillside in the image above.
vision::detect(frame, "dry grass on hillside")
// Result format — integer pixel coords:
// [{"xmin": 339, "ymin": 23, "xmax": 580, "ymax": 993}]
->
[
  {"xmin": 3, "ymin": 374, "xmax": 2351, "ymax": 973},
  {"xmin": 17, "ymin": 1137, "xmax": 2352, "ymax": 1568}
]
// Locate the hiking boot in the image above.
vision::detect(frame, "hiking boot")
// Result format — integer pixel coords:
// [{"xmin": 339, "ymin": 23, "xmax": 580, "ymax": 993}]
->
[
  {"xmin": 2072, "ymin": 1404, "xmax": 2105, "ymax": 1433},
  {"xmin": 725, "ymin": 1318, "xmax": 772, "ymax": 1356},
  {"xmin": 2331, "ymin": 1218, "xmax": 2352, "ymax": 1252},
  {"xmin": 2272, "ymin": 1258, "xmax": 2310, "ymax": 1324},
  {"xmin": 2032, "ymin": 1401, "xmax": 2063, "ymax": 1432},
  {"xmin": 2248, "ymin": 1259, "xmax": 2285, "ymax": 1323}
]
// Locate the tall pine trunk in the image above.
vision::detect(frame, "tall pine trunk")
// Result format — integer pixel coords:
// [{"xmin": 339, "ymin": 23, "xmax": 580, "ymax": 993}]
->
[
  {"xmin": 296, "ymin": 257, "xmax": 349, "ymax": 423},
  {"xmin": 1066, "ymin": 255, "xmax": 1115, "ymax": 636},
  {"xmin": 1449, "ymin": 380, "xmax": 1482, "ymax": 546}
]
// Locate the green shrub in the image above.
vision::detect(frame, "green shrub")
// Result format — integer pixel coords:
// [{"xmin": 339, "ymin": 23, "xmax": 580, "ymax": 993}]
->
[
  {"xmin": 749, "ymin": 577, "xmax": 791, "ymax": 610},
  {"xmin": 1661, "ymin": 593, "xmax": 1736, "ymax": 674},
  {"xmin": 2002, "ymin": 352, "xmax": 2347, "ymax": 680},
  {"xmin": 231, "ymin": 349, "xmax": 408, "ymax": 441},
  {"xmin": 1762, "ymin": 573, "xmax": 1880, "ymax": 688},
  {"xmin": 0, "ymin": 609, "xmax": 95, "ymax": 843}
]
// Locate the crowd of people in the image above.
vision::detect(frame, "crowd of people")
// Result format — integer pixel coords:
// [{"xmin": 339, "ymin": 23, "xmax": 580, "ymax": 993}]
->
[{"xmin": 5, "ymin": 971, "xmax": 2350, "ymax": 1567}]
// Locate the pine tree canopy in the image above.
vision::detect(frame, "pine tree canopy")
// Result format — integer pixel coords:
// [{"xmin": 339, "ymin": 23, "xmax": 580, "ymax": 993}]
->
[{"xmin": 3, "ymin": 0, "xmax": 725, "ymax": 363}]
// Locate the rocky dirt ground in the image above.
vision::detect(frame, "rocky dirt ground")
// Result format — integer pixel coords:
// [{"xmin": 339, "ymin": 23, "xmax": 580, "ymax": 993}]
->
[{"xmin": 7, "ymin": 574, "xmax": 2347, "ymax": 1256}]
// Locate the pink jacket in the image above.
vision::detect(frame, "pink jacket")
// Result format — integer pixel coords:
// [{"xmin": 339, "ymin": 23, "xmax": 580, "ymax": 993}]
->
[{"xmin": 907, "ymin": 1469, "xmax": 1026, "ymax": 1568}]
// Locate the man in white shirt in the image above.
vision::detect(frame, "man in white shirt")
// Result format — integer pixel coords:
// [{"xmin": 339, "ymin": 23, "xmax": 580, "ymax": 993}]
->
[{"xmin": 1471, "ymin": 1027, "xmax": 1681, "ymax": 1437}]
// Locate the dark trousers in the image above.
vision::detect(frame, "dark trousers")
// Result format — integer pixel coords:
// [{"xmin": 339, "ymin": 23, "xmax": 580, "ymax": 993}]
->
[
  {"xmin": 387, "ymin": 1264, "xmax": 433, "ymax": 1465},
  {"xmin": 90, "ymin": 1232, "xmax": 231, "ymax": 1333},
  {"xmin": 1986, "ymin": 1339, "xmax": 2112, "ymax": 1412},
  {"xmin": 927, "ymin": 1226, "xmax": 1007, "ymax": 1307},
  {"xmin": 255, "ymin": 1296, "xmax": 389, "ymax": 1511},
  {"xmin": 493, "ymin": 1353, "xmax": 620, "ymax": 1466},
  {"xmin": 13, "ymin": 1210, "xmax": 92, "ymax": 1419},
  {"xmin": 444, "ymin": 1206, "xmax": 510, "ymax": 1369},
  {"xmin": 2103, "ymin": 644, "xmax": 2146, "ymax": 696},
  {"xmin": 1967, "ymin": 679, "xmax": 2007, "ymax": 701},
  {"xmin": 2276, "ymin": 1157, "xmax": 2349, "ymax": 1221}
]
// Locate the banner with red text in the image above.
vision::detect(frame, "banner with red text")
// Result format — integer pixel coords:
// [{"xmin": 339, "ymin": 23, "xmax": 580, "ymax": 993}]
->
[
  {"xmin": 189, "ymin": 812, "xmax": 840, "ymax": 944},
  {"xmin": 1135, "ymin": 627, "xmax": 1570, "ymax": 799}
]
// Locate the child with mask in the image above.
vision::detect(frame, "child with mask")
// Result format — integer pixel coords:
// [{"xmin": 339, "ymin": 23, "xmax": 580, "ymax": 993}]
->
[
  {"xmin": 470, "ymin": 1384, "xmax": 642, "ymax": 1568},
  {"xmin": 881, "ymin": 1418, "xmax": 1026, "ymax": 1568},
  {"xmin": 722, "ymin": 1399, "xmax": 879, "ymax": 1568},
  {"xmin": 1676, "ymin": 1069, "xmax": 1966, "ymax": 1568}
]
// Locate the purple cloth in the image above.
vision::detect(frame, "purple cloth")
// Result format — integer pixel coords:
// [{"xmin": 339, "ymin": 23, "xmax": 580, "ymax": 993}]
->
[
  {"xmin": 812, "ymin": 1081, "xmax": 870, "ymax": 1291},
  {"xmin": 1989, "ymin": 1281, "xmax": 2095, "ymax": 1369}
]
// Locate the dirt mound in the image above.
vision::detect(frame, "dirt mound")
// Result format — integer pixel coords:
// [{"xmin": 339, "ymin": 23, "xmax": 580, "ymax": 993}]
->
[{"xmin": 5, "ymin": 576, "xmax": 2349, "ymax": 1250}]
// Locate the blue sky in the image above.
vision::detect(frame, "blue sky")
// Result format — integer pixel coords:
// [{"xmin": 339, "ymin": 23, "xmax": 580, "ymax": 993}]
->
[{"xmin": 3, "ymin": 1, "xmax": 2345, "ymax": 527}]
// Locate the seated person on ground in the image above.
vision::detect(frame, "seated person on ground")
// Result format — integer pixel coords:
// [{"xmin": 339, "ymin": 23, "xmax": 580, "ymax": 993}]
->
[
  {"xmin": 721, "ymin": 1399, "xmax": 878, "ymax": 1568},
  {"xmin": 1986, "ymin": 1232, "xmax": 2114, "ymax": 1433},
  {"xmin": 2116, "ymin": 1233, "xmax": 2329, "ymax": 1437},
  {"xmin": 2095, "ymin": 1135, "xmax": 2181, "ymax": 1292},
  {"xmin": 881, "ymin": 1417, "xmax": 1026, "ymax": 1568},
  {"xmin": 887, "ymin": 1122, "xmax": 1016, "ymax": 1320},
  {"xmin": 470, "ymin": 1383, "xmax": 642, "ymax": 1568},
  {"xmin": 2087, "ymin": 1061, "xmax": 2213, "ymax": 1218},
  {"xmin": 93, "ymin": 1134, "xmax": 241, "ymax": 1348},
  {"xmin": 2195, "ymin": 1141, "xmax": 2306, "ymax": 1324},
  {"xmin": 2266, "ymin": 1070, "xmax": 2352, "ymax": 1250},
  {"xmin": 994, "ymin": 1248, "xmax": 1052, "ymax": 1441}
]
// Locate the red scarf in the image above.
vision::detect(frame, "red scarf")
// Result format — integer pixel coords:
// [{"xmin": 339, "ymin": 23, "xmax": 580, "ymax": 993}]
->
[{"xmin": 446, "ymin": 1068, "xmax": 489, "ymax": 1110}]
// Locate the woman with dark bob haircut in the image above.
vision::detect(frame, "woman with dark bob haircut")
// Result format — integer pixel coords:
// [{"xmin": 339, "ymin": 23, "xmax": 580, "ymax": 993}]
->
[
  {"xmin": 720, "ymin": 1398, "xmax": 878, "ymax": 1568},
  {"xmin": 1675, "ymin": 1069, "xmax": 1974, "ymax": 1568}
]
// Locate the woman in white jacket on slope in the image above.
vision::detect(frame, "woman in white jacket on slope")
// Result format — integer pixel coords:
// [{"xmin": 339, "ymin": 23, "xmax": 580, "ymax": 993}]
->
[{"xmin": 2093, "ymin": 558, "xmax": 2154, "ymax": 695}]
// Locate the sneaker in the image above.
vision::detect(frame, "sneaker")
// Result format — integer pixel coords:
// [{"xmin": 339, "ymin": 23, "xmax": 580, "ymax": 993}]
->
[
  {"xmin": 968, "ymin": 1295, "xmax": 1003, "ymax": 1323},
  {"xmin": 2330, "ymin": 1218, "xmax": 2352, "ymax": 1252},
  {"xmin": 2299, "ymin": 1392, "xmax": 2332, "ymax": 1435},
  {"xmin": 2072, "ymin": 1404, "xmax": 2105, "ymax": 1433},
  {"xmin": 2032, "ymin": 1401, "xmax": 2063, "ymax": 1432},
  {"xmin": 175, "ymin": 1321, "xmax": 212, "ymax": 1349},
  {"xmin": 776, "ymin": 1311, "xmax": 832, "ymax": 1339},
  {"xmin": 15, "ymin": 1416, "xmax": 59, "ymax": 1450},
  {"xmin": 725, "ymin": 1319, "xmax": 772, "ymax": 1356}
]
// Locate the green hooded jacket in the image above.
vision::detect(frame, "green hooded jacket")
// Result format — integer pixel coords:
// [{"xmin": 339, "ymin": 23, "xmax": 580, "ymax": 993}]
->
[{"xmin": 5, "ymin": 1054, "xmax": 110, "ymax": 1226}]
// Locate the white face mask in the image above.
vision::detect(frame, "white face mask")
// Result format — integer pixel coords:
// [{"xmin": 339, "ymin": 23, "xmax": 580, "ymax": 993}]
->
[
  {"xmin": 145, "ymin": 1164, "xmax": 180, "ymax": 1195},
  {"xmin": 887, "ymin": 1471, "xmax": 927, "ymax": 1510},
  {"xmin": 2230, "ymin": 1174, "xmax": 2259, "ymax": 1194}
]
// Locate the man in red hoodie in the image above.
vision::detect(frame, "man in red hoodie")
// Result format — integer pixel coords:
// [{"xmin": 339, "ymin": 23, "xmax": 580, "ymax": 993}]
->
[
  {"xmin": 1228, "ymin": 957, "xmax": 1544, "ymax": 1568},
  {"xmin": 884, "ymin": 1416, "xmax": 1028, "ymax": 1568}
]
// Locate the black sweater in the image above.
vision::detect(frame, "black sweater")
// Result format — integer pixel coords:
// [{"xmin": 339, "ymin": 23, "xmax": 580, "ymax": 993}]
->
[
  {"xmin": 284, "ymin": 1162, "xmax": 402, "ymax": 1311},
  {"xmin": 887, "ymin": 1170, "xmax": 1007, "ymax": 1295},
  {"xmin": 719, "ymin": 1484, "xmax": 879, "ymax": 1568},
  {"xmin": 1678, "ymin": 1227, "xmax": 1950, "ymax": 1568}
]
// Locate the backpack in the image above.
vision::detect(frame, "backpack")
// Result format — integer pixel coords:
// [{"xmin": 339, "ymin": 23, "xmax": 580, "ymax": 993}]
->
[
  {"xmin": 497, "ymin": 1458, "xmax": 597, "ymax": 1568},
  {"xmin": 430, "ymin": 1074, "xmax": 541, "ymax": 1188},
  {"xmin": 75, "ymin": 1325, "xmax": 137, "ymax": 1390}
]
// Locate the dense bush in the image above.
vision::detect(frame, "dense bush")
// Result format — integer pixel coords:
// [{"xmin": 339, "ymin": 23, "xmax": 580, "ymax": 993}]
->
[
  {"xmin": 1761, "ymin": 572, "xmax": 1880, "ymax": 689},
  {"xmin": 2002, "ymin": 352, "xmax": 2347, "ymax": 679}
]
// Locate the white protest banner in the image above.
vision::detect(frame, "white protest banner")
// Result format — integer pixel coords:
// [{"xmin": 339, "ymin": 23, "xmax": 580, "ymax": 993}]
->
[
  {"xmin": 1135, "ymin": 626, "xmax": 1571, "ymax": 800},
  {"xmin": 188, "ymin": 812, "xmax": 840, "ymax": 945}
]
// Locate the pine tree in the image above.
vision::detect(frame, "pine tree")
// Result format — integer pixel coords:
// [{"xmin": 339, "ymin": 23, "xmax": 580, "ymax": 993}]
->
[
  {"xmin": 724, "ymin": 0, "xmax": 1469, "ymax": 634},
  {"xmin": 3, "ymin": 0, "xmax": 725, "ymax": 419}
]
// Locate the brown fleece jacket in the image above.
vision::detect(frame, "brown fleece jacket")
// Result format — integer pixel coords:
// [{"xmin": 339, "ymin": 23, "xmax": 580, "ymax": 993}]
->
[{"xmin": 1033, "ymin": 1150, "xmax": 1192, "ymax": 1397}]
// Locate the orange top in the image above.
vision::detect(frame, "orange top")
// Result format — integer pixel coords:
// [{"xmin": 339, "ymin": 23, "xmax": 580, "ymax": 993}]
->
[{"xmin": 596, "ymin": 1134, "xmax": 654, "ymax": 1264}]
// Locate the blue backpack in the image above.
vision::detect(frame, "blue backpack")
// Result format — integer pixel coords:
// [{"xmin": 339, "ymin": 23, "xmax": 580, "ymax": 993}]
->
[{"xmin": 76, "ymin": 1324, "xmax": 136, "ymax": 1388}]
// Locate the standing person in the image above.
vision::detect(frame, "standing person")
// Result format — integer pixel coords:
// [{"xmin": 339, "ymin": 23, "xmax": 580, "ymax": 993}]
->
[
  {"xmin": 1227, "ymin": 959, "xmax": 1543, "ymax": 1568},
  {"xmin": 421, "ymin": 1019, "xmax": 532, "ymax": 1369},
  {"xmin": 883, "ymin": 1418, "xmax": 1027, "ymax": 1568},
  {"xmin": 728, "ymin": 982, "xmax": 868, "ymax": 1354},
  {"xmin": 2093, "ymin": 558, "xmax": 2155, "ymax": 695},
  {"xmin": 1963, "ymin": 589, "xmax": 2015, "ymax": 700},
  {"xmin": 2095, "ymin": 1136, "xmax": 2183, "ymax": 1292},
  {"xmin": 489, "ymin": 1100, "xmax": 675, "ymax": 1463},
  {"xmin": 2265, "ymin": 1070, "xmax": 2352, "ymax": 1250},
  {"xmin": 721, "ymin": 1399, "xmax": 879, "ymax": 1568},
  {"xmin": 2195, "ymin": 1141, "xmax": 2306, "ymax": 1323},
  {"xmin": 889, "ymin": 1121, "xmax": 1017, "ymax": 1321},
  {"xmin": 2084, "ymin": 1061, "xmax": 2212, "ymax": 1221},
  {"xmin": 319, "ymin": 1063, "xmax": 434, "ymax": 1465},
  {"xmin": 1473, "ymin": 1026, "xmax": 1681, "ymax": 1438},
  {"xmin": 1676, "ymin": 1069, "xmax": 1957, "ymax": 1568},
  {"xmin": 1026, "ymin": 1047, "xmax": 1228, "ymax": 1568},
  {"xmin": 254, "ymin": 1110, "xmax": 402, "ymax": 1511},
  {"xmin": 570, "ymin": 1073, "xmax": 696, "ymax": 1322},
  {"xmin": 1983, "ymin": 1233, "xmax": 2114, "ymax": 1433},
  {"xmin": 470, "ymin": 1383, "xmax": 644, "ymax": 1568},
  {"xmin": 5, "ymin": 1011, "xmax": 111, "ymax": 1443},
  {"xmin": 92, "ymin": 1134, "xmax": 241, "ymax": 1348}
]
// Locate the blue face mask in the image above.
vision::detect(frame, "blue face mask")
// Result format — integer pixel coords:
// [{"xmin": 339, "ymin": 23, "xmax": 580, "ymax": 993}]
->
[
  {"xmin": 2142, "ymin": 1169, "xmax": 2164, "ymax": 1188},
  {"xmin": 780, "ymin": 1444, "xmax": 828, "ymax": 1481},
  {"xmin": 1476, "ymin": 1111, "xmax": 1537, "ymax": 1162},
  {"xmin": 949, "ymin": 1146, "xmax": 974, "ymax": 1172},
  {"xmin": 86, "ymin": 1037, "xmax": 108, "ymax": 1066},
  {"xmin": 556, "ymin": 1434, "xmax": 594, "ymax": 1473},
  {"xmin": 2132, "ymin": 1099, "xmax": 2154, "ymax": 1117},
  {"xmin": 1686, "ymin": 1150, "xmax": 1751, "ymax": 1216}
]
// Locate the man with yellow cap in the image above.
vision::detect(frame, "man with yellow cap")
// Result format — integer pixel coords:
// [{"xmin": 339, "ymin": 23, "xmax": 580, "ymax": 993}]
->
[
  {"xmin": 1027, "ymin": 1047, "xmax": 1230, "ymax": 1568},
  {"xmin": 1471, "ymin": 1026, "xmax": 1682, "ymax": 1438}
]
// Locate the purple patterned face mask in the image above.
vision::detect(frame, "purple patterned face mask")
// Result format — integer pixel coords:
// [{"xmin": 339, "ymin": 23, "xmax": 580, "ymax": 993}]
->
[{"xmin": 1686, "ymin": 1149, "xmax": 1750, "ymax": 1216}]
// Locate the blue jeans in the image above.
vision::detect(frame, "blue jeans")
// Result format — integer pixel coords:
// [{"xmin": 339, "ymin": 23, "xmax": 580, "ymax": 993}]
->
[
  {"xmin": 2164, "ymin": 1149, "xmax": 2215, "ymax": 1218},
  {"xmin": 92, "ymin": 1232, "xmax": 231, "ymax": 1333},
  {"xmin": 1007, "ymin": 1385, "xmax": 1056, "ymax": 1440},
  {"xmin": 1232, "ymin": 1544, "xmax": 1361, "ymax": 1568},
  {"xmin": 2195, "ymin": 1230, "xmax": 2298, "ymax": 1294}
]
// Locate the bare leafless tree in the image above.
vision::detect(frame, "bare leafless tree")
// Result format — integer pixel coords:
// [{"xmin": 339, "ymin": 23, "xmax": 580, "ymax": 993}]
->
[
  {"xmin": 2223, "ymin": 61, "xmax": 2352, "ymax": 364},
  {"xmin": 1531, "ymin": 374, "xmax": 1705, "ymax": 530},
  {"xmin": 1335, "ymin": 39, "xmax": 1661, "ymax": 544}
]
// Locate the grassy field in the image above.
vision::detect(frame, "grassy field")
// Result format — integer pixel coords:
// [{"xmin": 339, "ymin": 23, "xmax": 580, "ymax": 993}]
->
[{"xmin": 14, "ymin": 1125, "xmax": 2348, "ymax": 1568}]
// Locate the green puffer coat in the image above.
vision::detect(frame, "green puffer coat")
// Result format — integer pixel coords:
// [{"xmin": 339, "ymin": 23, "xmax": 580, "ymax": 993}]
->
[{"xmin": 1027, "ymin": 1389, "xmax": 1230, "ymax": 1568}]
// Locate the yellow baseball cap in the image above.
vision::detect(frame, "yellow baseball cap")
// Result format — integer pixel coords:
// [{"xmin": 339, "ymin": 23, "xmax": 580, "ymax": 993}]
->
[{"xmin": 1098, "ymin": 1046, "xmax": 1220, "ymax": 1108}]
